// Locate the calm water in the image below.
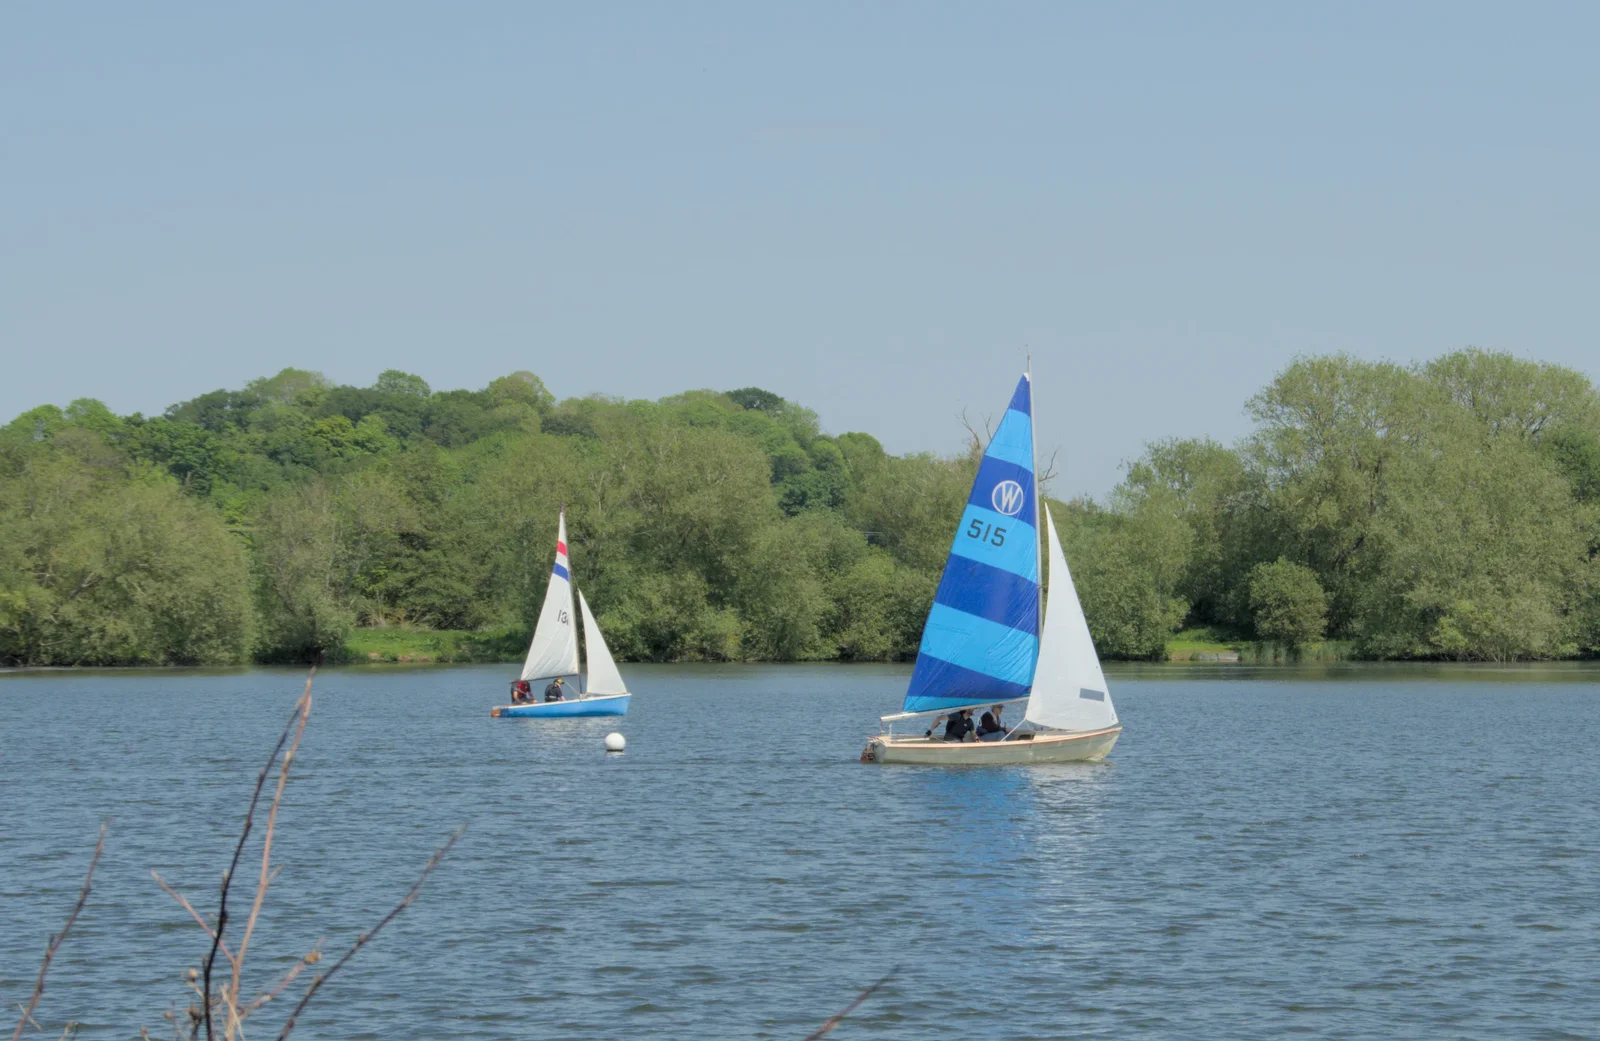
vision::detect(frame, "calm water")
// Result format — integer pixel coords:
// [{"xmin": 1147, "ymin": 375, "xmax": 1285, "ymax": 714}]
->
[{"xmin": 3, "ymin": 663, "xmax": 1599, "ymax": 1040}]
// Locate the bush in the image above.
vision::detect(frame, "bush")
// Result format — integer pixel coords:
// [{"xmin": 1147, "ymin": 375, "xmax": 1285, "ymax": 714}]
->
[{"xmin": 1247, "ymin": 559, "xmax": 1327, "ymax": 650}]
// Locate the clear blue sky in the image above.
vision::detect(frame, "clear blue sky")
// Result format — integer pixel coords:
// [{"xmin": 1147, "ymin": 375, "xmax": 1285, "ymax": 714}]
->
[{"xmin": 4, "ymin": 2, "xmax": 1596, "ymax": 497}]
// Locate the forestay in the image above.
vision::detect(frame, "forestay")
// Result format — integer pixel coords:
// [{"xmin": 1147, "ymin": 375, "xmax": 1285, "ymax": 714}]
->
[
  {"xmin": 520, "ymin": 510, "xmax": 581, "ymax": 682},
  {"xmin": 578, "ymin": 590, "xmax": 628, "ymax": 696},
  {"xmin": 903, "ymin": 373, "xmax": 1042, "ymax": 714},
  {"xmin": 1024, "ymin": 504, "xmax": 1118, "ymax": 731}
]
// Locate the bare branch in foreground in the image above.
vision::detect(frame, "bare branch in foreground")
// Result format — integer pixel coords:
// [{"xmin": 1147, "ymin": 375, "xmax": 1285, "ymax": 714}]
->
[
  {"xmin": 151, "ymin": 873, "xmax": 233, "ymax": 962},
  {"xmin": 198, "ymin": 669, "xmax": 314, "ymax": 1041},
  {"xmin": 274, "ymin": 826, "xmax": 465, "ymax": 1041},
  {"xmin": 11, "ymin": 820, "xmax": 108, "ymax": 1041},
  {"xmin": 224, "ymin": 685, "xmax": 313, "ymax": 1036},
  {"xmin": 801, "ymin": 970, "xmax": 896, "ymax": 1041},
  {"xmin": 244, "ymin": 943, "xmax": 323, "ymax": 1014}
]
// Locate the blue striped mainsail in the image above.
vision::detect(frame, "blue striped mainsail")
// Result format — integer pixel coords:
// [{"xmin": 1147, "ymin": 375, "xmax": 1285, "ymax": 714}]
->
[{"xmin": 903, "ymin": 374, "xmax": 1042, "ymax": 714}]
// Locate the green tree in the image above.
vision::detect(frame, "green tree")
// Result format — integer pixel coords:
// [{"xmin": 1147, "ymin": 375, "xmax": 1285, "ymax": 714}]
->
[
  {"xmin": 1247, "ymin": 558, "xmax": 1327, "ymax": 649},
  {"xmin": 488, "ymin": 370, "xmax": 556, "ymax": 415},
  {"xmin": 249, "ymin": 483, "xmax": 356, "ymax": 662},
  {"xmin": 0, "ymin": 434, "xmax": 254, "ymax": 665},
  {"xmin": 374, "ymin": 369, "xmax": 432, "ymax": 398},
  {"xmin": 1053, "ymin": 499, "xmax": 1190, "ymax": 659}
]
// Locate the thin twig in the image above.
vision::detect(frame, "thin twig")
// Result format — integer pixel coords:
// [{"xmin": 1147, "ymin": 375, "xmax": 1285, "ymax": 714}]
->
[
  {"xmin": 227, "ymin": 689, "xmax": 312, "ymax": 1037},
  {"xmin": 273, "ymin": 827, "xmax": 464, "ymax": 1041},
  {"xmin": 801, "ymin": 970, "xmax": 896, "ymax": 1041},
  {"xmin": 199, "ymin": 670, "xmax": 315, "ymax": 1041},
  {"xmin": 11, "ymin": 820, "xmax": 108, "ymax": 1041},
  {"xmin": 1038, "ymin": 446, "xmax": 1061, "ymax": 487},
  {"xmin": 244, "ymin": 944, "xmax": 322, "ymax": 1014},
  {"xmin": 151, "ymin": 873, "xmax": 234, "ymax": 962}
]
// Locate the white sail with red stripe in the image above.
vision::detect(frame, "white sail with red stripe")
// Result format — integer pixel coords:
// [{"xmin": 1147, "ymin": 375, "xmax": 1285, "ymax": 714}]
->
[{"xmin": 520, "ymin": 508, "xmax": 581, "ymax": 682}]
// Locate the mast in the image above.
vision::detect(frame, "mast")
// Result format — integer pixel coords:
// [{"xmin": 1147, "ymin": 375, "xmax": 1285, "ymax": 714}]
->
[{"xmin": 1027, "ymin": 355, "xmax": 1043, "ymax": 670}]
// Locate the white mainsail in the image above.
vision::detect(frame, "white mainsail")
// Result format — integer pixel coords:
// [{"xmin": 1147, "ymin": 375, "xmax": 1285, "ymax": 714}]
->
[
  {"xmin": 1023, "ymin": 504, "xmax": 1118, "ymax": 732},
  {"xmin": 519, "ymin": 510, "xmax": 581, "ymax": 682},
  {"xmin": 578, "ymin": 590, "xmax": 628, "ymax": 696}
]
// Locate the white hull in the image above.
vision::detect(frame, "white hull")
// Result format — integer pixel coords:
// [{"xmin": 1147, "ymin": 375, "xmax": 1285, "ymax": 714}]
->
[{"xmin": 861, "ymin": 726, "xmax": 1120, "ymax": 765}]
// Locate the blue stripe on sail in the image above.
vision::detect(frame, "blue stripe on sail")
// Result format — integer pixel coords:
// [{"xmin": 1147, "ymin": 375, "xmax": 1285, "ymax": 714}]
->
[
  {"xmin": 901, "ymin": 372, "xmax": 1042, "ymax": 714},
  {"xmin": 933, "ymin": 557, "xmax": 1040, "ymax": 633},
  {"xmin": 903, "ymin": 659, "xmax": 1033, "ymax": 714},
  {"xmin": 984, "ymin": 408, "xmax": 1034, "ymax": 471},
  {"xmin": 914, "ymin": 602, "xmax": 1038, "ymax": 687},
  {"xmin": 948, "ymin": 505, "xmax": 1039, "ymax": 581},
  {"xmin": 1006, "ymin": 374, "xmax": 1033, "ymax": 417},
  {"xmin": 966, "ymin": 458, "xmax": 1037, "ymax": 519},
  {"xmin": 551, "ymin": 563, "xmax": 570, "ymax": 580}
]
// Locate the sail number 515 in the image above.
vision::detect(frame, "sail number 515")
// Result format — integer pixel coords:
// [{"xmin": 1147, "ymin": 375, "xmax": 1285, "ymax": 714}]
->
[{"xmin": 966, "ymin": 520, "xmax": 1006, "ymax": 547}]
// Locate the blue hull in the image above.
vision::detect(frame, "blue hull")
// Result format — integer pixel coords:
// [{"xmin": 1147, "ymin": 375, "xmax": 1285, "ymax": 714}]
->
[{"xmin": 492, "ymin": 694, "xmax": 630, "ymax": 718}]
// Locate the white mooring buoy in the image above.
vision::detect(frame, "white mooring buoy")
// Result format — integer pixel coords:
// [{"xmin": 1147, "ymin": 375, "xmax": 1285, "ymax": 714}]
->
[{"xmin": 604, "ymin": 732, "xmax": 626, "ymax": 753}]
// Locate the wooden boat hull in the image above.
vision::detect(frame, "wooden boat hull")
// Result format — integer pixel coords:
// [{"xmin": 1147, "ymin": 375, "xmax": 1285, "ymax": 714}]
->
[
  {"xmin": 492, "ymin": 694, "xmax": 630, "ymax": 718},
  {"xmin": 861, "ymin": 726, "xmax": 1120, "ymax": 765}
]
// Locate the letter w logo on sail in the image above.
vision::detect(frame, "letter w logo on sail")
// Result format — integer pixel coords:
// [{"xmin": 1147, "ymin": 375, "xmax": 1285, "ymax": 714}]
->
[{"xmin": 991, "ymin": 480, "xmax": 1024, "ymax": 516}]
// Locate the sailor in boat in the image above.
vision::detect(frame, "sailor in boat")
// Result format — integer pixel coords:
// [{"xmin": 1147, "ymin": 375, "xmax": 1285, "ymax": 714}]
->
[
  {"xmin": 510, "ymin": 679, "xmax": 533, "ymax": 703},
  {"xmin": 544, "ymin": 677, "xmax": 567, "ymax": 702},
  {"xmin": 925, "ymin": 709, "xmax": 978, "ymax": 742},
  {"xmin": 977, "ymin": 704, "xmax": 1007, "ymax": 742}
]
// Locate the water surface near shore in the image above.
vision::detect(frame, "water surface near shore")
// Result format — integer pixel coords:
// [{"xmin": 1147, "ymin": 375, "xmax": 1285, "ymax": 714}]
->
[{"xmin": 3, "ymin": 663, "xmax": 1598, "ymax": 1039}]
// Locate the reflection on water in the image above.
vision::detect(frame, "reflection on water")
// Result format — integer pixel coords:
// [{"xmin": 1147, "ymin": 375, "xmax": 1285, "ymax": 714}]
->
[{"xmin": 2, "ymin": 662, "xmax": 1599, "ymax": 1039}]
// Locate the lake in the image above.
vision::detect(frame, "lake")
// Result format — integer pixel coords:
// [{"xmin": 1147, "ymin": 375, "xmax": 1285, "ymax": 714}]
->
[{"xmin": 3, "ymin": 663, "xmax": 1599, "ymax": 1040}]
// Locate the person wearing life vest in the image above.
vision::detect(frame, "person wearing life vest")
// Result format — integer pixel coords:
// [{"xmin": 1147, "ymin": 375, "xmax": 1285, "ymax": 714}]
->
[
  {"xmin": 511, "ymin": 679, "xmax": 532, "ymax": 703},
  {"xmin": 544, "ymin": 677, "xmax": 567, "ymax": 702}
]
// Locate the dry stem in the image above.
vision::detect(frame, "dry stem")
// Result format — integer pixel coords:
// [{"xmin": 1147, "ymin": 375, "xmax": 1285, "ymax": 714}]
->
[
  {"xmin": 224, "ymin": 687, "xmax": 312, "ymax": 1038},
  {"xmin": 244, "ymin": 944, "xmax": 323, "ymax": 1014},
  {"xmin": 197, "ymin": 670, "xmax": 314, "ymax": 1041},
  {"xmin": 801, "ymin": 970, "xmax": 896, "ymax": 1041},
  {"xmin": 151, "ymin": 873, "xmax": 234, "ymax": 963},
  {"xmin": 11, "ymin": 820, "xmax": 108, "ymax": 1041}
]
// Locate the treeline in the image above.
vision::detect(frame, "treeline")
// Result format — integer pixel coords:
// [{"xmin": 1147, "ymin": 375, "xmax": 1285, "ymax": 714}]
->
[
  {"xmin": 2, "ymin": 350, "xmax": 1597, "ymax": 667},
  {"xmin": 1059, "ymin": 351, "xmax": 1600, "ymax": 661},
  {"xmin": 0, "ymin": 370, "xmax": 958, "ymax": 665}
]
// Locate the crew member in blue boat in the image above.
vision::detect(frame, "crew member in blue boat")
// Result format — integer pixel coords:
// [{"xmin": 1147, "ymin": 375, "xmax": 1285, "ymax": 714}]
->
[
  {"xmin": 977, "ymin": 704, "xmax": 1007, "ymax": 741},
  {"xmin": 544, "ymin": 677, "xmax": 567, "ymax": 702},
  {"xmin": 511, "ymin": 680, "xmax": 533, "ymax": 703},
  {"xmin": 926, "ymin": 709, "xmax": 977, "ymax": 742}
]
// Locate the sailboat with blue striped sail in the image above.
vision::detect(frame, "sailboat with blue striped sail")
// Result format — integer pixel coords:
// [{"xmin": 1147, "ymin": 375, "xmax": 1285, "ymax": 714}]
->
[
  {"xmin": 861, "ymin": 370, "xmax": 1121, "ymax": 764},
  {"xmin": 491, "ymin": 508, "xmax": 631, "ymax": 718}
]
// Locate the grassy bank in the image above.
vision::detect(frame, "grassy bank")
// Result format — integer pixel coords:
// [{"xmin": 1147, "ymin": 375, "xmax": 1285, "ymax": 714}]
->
[
  {"xmin": 1162, "ymin": 628, "xmax": 1351, "ymax": 663},
  {"xmin": 1165, "ymin": 627, "xmax": 1244, "ymax": 661},
  {"xmin": 343, "ymin": 626, "xmax": 525, "ymax": 664}
]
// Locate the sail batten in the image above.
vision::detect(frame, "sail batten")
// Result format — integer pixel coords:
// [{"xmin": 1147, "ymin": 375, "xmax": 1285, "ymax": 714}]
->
[
  {"xmin": 903, "ymin": 374, "xmax": 1042, "ymax": 714},
  {"xmin": 519, "ymin": 510, "xmax": 581, "ymax": 682}
]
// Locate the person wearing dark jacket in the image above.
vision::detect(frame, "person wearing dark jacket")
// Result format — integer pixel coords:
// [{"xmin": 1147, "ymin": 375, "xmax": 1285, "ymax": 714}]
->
[
  {"xmin": 928, "ymin": 709, "xmax": 972, "ymax": 741},
  {"xmin": 977, "ymin": 704, "xmax": 1007, "ymax": 741},
  {"xmin": 544, "ymin": 677, "xmax": 566, "ymax": 702}
]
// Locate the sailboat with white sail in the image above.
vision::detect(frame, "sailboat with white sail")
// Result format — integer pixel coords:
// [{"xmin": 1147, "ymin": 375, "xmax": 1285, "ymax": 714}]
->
[
  {"xmin": 861, "ymin": 370, "xmax": 1121, "ymax": 764},
  {"xmin": 491, "ymin": 508, "xmax": 631, "ymax": 718}
]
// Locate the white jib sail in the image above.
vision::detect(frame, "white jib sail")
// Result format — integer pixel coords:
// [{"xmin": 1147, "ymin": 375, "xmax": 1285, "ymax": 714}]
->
[
  {"xmin": 1024, "ymin": 504, "xmax": 1119, "ymax": 732},
  {"xmin": 578, "ymin": 590, "xmax": 628, "ymax": 696},
  {"xmin": 520, "ymin": 511, "xmax": 580, "ymax": 681}
]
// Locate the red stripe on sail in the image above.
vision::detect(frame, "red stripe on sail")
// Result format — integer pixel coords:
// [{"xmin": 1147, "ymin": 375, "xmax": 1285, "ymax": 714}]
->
[{"xmin": 557, "ymin": 541, "xmax": 568, "ymax": 556}]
